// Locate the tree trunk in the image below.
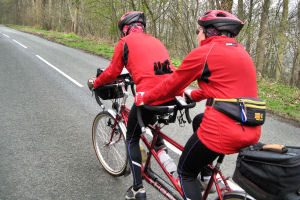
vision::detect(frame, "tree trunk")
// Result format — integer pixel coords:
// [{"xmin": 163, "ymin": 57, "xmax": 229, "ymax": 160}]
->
[
  {"xmin": 74, "ymin": 1, "xmax": 79, "ymax": 34},
  {"xmin": 15, "ymin": 0, "xmax": 21, "ymax": 24},
  {"xmin": 209, "ymin": 0, "xmax": 216, "ymax": 10},
  {"xmin": 275, "ymin": 0, "xmax": 289, "ymax": 81},
  {"xmin": 296, "ymin": 71, "xmax": 300, "ymax": 88},
  {"xmin": 142, "ymin": 0, "xmax": 157, "ymax": 37},
  {"xmin": 237, "ymin": 0, "xmax": 244, "ymax": 22},
  {"xmin": 130, "ymin": 0, "xmax": 136, "ymax": 10},
  {"xmin": 245, "ymin": 0, "xmax": 254, "ymax": 52},
  {"xmin": 255, "ymin": 0, "xmax": 271, "ymax": 74},
  {"xmin": 220, "ymin": 0, "xmax": 233, "ymax": 12},
  {"xmin": 290, "ymin": 1, "xmax": 300, "ymax": 87},
  {"xmin": 48, "ymin": 0, "xmax": 52, "ymax": 30},
  {"xmin": 215, "ymin": 0, "xmax": 221, "ymax": 10},
  {"xmin": 41, "ymin": 0, "xmax": 47, "ymax": 29}
]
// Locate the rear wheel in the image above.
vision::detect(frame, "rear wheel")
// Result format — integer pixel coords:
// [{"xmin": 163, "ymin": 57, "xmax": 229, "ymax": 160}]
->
[
  {"xmin": 215, "ymin": 191, "xmax": 254, "ymax": 200},
  {"xmin": 92, "ymin": 111, "xmax": 127, "ymax": 176}
]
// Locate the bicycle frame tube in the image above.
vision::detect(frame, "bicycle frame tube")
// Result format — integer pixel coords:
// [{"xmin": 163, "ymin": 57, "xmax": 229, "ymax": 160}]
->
[
  {"xmin": 142, "ymin": 170, "xmax": 181, "ymax": 200},
  {"xmin": 141, "ymin": 126, "xmax": 184, "ymax": 199},
  {"xmin": 120, "ymin": 105, "xmax": 130, "ymax": 126},
  {"xmin": 118, "ymin": 106, "xmax": 232, "ymax": 200},
  {"xmin": 202, "ymin": 160, "xmax": 232, "ymax": 200},
  {"xmin": 105, "ymin": 115, "xmax": 123, "ymax": 146},
  {"xmin": 148, "ymin": 124, "xmax": 184, "ymax": 152}
]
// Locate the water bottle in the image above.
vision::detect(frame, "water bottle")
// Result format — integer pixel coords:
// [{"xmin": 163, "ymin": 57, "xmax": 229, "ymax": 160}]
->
[
  {"xmin": 157, "ymin": 149, "xmax": 177, "ymax": 175},
  {"xmin": 140, "ymin": 145, "xmax": 147, "ymax": 163}
]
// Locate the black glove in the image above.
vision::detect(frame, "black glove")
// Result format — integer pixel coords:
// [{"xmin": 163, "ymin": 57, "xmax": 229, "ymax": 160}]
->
[
  {"xmin": 154, "ymin": 60, "xmax": 173, "ymax": 75},
  {"xmin": 154, "ymin": 61, "xmax": 163, "ymax": 75},
  {"xmin": 96, "ymin": 68, "xmax": 104, "ymax": 77}
]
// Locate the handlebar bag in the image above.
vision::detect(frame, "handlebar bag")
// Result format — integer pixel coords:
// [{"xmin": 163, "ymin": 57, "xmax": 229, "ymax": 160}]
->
[
  {"xmin": 212, "ymin": 97, "xmax": 266, "ymax": 126},
  {"xmin": 233, "ymin": 143, "xmax": 300, "ymax": 200},
  {"xmin": 94, "ymin": 68, "xmax": 125, "ymax": 100},
  {"xmin": 95, "ymin": 85, "xmax": 124, "ymax": 100}
]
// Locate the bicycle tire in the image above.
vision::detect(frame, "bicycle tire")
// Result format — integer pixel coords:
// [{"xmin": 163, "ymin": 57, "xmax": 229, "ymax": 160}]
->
[
  {"xmin": 214, "ymin": 191, "xmax": 254, "ymax": 200},
  {"xmin": 92, "ymin": 111, "xmax": 128, "ymax": 176}
]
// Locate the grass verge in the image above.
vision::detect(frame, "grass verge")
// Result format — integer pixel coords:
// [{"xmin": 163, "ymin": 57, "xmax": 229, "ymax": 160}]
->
[{"xmin": 6, "ymin": 24, "xmax": 300, "ymax": 123}]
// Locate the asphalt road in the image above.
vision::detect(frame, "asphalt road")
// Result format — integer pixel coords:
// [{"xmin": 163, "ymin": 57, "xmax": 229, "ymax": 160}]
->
[{"xmin": 0, "ymin": 25, "xmax": 299, "ymax": 200}]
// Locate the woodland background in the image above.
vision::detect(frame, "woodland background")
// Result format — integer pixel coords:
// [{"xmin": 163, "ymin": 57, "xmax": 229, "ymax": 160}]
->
[{"xmin": 0, "ymin": 0, "xmax": 300, "ymax": 89}]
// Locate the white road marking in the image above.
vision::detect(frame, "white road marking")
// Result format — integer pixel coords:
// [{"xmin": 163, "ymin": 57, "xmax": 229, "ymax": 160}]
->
[
  {"xmin": 13, "ymin": 39, "xmax": 28, "ymax": 49},
  {"xmin": 3, "ymin": 33, "xmax": 10, "ymax": 38},
  {"xmin": 36, "ymin": 55, "xmax": 83, "ymax": 88}
]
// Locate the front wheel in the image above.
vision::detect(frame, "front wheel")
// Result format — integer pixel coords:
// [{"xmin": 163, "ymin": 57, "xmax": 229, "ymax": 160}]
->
[
  {"xmin": 92, "ymin": 111, "xmax": 128, "ymax": 176},
  {"xmin": 215, "ymin": 191, "xmax": 254, "ymax": 200}
]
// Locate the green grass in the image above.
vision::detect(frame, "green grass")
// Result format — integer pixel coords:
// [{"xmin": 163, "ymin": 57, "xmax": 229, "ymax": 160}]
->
[
  {"xmin": 6, "ymin": 24, "xmax": 114, "ymax": 59},
  {"xmin": 7, "ymin": 24, "xmax": 300, "ymax": 122},
  {"xmin": 257, "ymin": 78, "xmax": 300, "ymax": 121}
]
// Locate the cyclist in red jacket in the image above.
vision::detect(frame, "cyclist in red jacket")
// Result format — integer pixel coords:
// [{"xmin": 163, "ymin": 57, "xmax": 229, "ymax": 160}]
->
[
  {"xmin": 135, "ymin": 10, "xmax": 261, "ymax": 200},
  {"xmin": 88, "ymin": 11, "xmax": 180, "ymax": 200}
]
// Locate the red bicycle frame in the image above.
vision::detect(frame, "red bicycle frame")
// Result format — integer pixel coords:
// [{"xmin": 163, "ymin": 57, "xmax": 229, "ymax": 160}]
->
[{"xmin": 116, "ymin": 102, "xmax": 232, "ymax": 200}]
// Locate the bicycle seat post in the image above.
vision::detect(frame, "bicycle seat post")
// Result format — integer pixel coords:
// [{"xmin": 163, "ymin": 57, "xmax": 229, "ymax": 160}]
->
[{"xmin": 215, "ymin": 154, "xmax": 225, "ymax": 170}]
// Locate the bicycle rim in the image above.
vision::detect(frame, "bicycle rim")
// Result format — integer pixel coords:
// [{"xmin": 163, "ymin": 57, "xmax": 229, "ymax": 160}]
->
[
  {"xmin": 215, "ymin": 191, "xmax": 254, "ymax": 200},
  {"xmin": 92, "ymin": 111, "xmax": 127, "ymax": 176}
]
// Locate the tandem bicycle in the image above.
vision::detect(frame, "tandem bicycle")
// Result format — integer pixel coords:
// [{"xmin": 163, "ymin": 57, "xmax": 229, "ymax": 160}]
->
[{"xmin": 91, "ymin": 72, "xmax": 254, "ymax": 200}]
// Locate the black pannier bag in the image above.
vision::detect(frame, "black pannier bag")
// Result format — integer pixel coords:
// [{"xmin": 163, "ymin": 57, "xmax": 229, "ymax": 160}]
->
[
  {"xmin": 233, "ymin": 143, "xmax": 300, "ymax": 200},
  {"xmin": 94, "ymin": 68, "xmax": 125, "ymax": 100}
]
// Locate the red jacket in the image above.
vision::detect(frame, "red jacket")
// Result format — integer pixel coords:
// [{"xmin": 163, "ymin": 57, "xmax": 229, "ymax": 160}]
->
[
  {"xmin": 144, "ymin": 36, "xmax": 261, "ymax": 154},
  {"xmin": 94, "ymin": 32, "xmax": 177, "ymax": 105}
]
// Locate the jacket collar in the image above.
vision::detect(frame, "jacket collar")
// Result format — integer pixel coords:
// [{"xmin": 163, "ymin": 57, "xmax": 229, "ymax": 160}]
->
[{"xmin": 200, "ymin": 36, "xmax": 237, "ymax": 46}]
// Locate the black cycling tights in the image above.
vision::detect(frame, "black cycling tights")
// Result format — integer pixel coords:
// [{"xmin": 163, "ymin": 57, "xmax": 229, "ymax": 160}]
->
[
  {"xmin": 177, "ymin": 114, "xmax": 221, "ymax": 200},
  {"xmin": 126, "ymin": 104, "xmax": 167, "ymax": 190}
]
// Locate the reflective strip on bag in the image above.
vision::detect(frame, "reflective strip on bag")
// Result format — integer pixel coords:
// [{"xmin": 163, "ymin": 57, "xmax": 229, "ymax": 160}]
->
[
  {"xmin": 245, "ymin": 105, "xmax": 266, "ymax": 109},
  {"xmin": 214, "ymin": 98, "xmax": 266, "ymax": 106}
]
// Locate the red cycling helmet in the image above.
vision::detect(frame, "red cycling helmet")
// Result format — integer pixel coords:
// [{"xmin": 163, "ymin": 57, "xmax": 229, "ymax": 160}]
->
[
  {"xmin": 118, "ymin": 11, "xmax": 146, "ymax": 32},
  {"xmin": 198, "ymin": 10, "xmax": 244, "ymax": 37}
]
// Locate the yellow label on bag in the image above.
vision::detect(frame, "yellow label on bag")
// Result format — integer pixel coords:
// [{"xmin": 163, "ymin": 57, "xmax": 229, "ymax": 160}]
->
[{"xmin": 255, "ymin": 113, "xmax": 264, "ymax": 121}]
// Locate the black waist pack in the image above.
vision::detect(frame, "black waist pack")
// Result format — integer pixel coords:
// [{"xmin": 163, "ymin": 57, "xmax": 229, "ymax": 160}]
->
[
  {"xmin": 233, "ymin": 143, "xmax": 300, "ymax": 200},
  {"xmin": 211, "ymin": 97, "xmax": 266, "ymax": 126}
]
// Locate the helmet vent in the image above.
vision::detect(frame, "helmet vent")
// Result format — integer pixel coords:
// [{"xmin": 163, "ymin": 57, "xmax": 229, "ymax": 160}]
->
[{"xmin": 216, "ymin": 13, "xmax": 227, "ymax": 17}]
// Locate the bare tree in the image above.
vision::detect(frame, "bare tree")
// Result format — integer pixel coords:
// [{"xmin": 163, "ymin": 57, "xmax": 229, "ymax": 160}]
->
[
  {"xmin": 255, "ymin": 0, "xmax": 271, "ymax": 74},
  {"xmin": 245, "ymin": 0, "xmax": 254, "ymax": 52},
  {"xmin": 291, "ymin": 1, "xmax": 300, "ymax": 88},
  {"xmin": 220, "ymin": 0, "xmax": 233, "ymax": 12},
  {"xmin": 275, "ymin": 0, "xmax": 289, "ymax": 81}
]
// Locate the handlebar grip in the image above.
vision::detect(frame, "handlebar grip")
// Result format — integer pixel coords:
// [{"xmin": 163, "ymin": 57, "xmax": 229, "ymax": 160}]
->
[
  {"xmin": 130, "ymin": 84, "xmax": 136, "ymax": 96},
  {"xmin": 95, "ymin": 94, "xmax": 104, "ymax": 109},
  {"xmin": 185, "ymin": 108, "xmax": 192, "ymax": 123}
]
